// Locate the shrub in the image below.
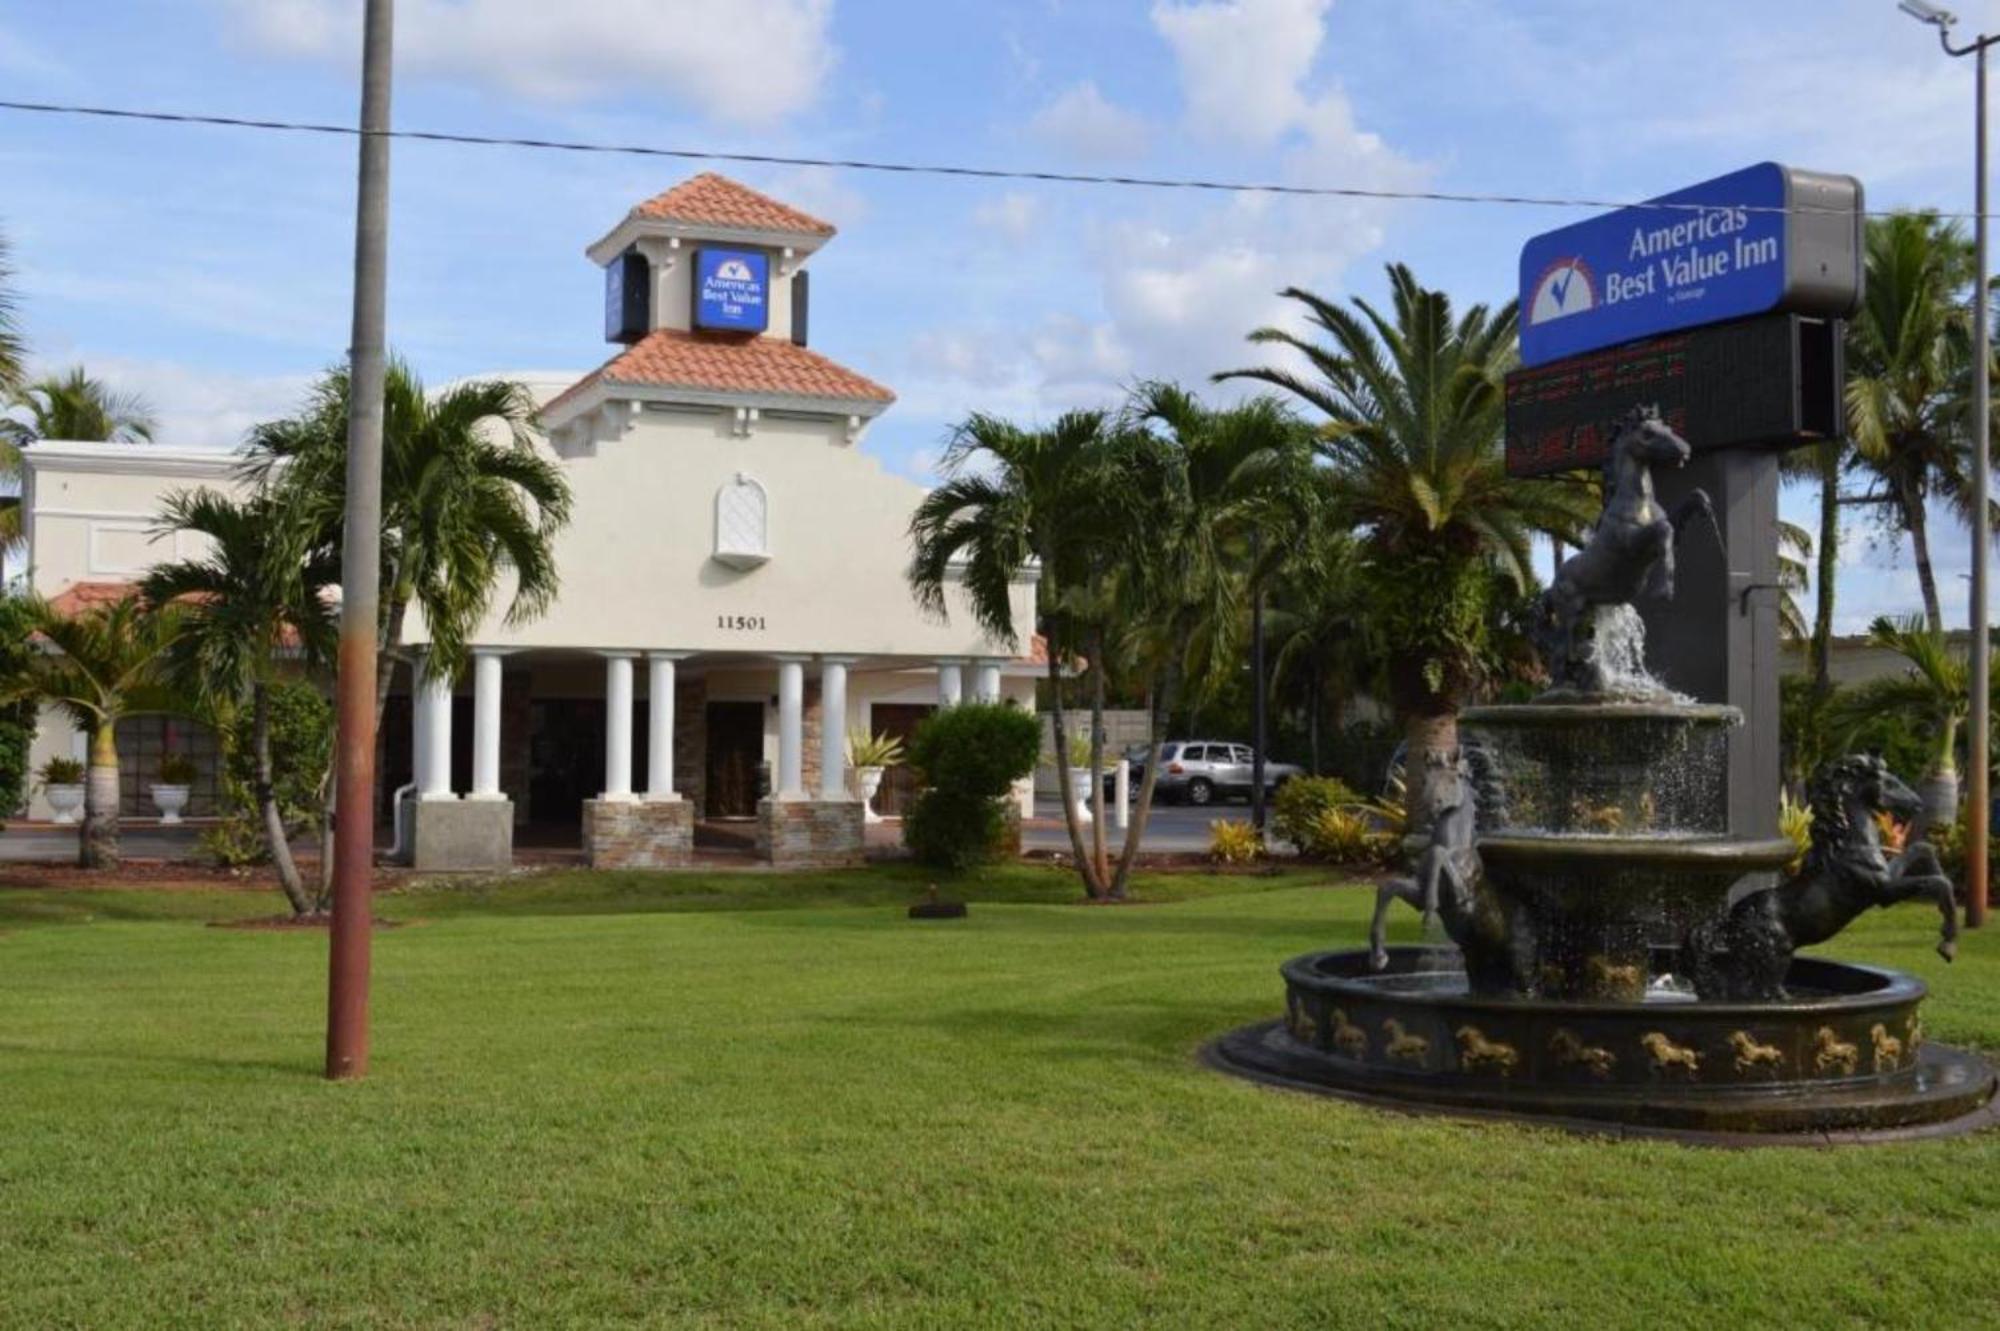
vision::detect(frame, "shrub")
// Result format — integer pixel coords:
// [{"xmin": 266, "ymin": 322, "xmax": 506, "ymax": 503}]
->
[
  {"xmin": 1208, "ymin": 818, "xmax": 1262, "ymax": 865},
  {"xmin": 1779, "ymin": 789, "xmax": 1812, "ymax": 877},
  {"xmin": 157, "ymin": 751, "xmax": 198, "ymax": 785},
  {"xmin": 38, "ymin": 755, "xmax": 84, "ymax": 787},
  {"xmin": 1272, "ymin": 776, "xmax": 1360, "ymax": 853},
  {"xmin": 202, "ymin": 679, "xmax": 335, "ymax": 867},
  {"xmin": 846, "ymin": 730, "xmax": 905, "ymax": 770},
  {"xmin": 902, "ymin": 702, "xmax": 1041, "ymax": 874},
  {"xmin": 1304, "ymin": 806, "xmax": 1392, "ymax": 865}
]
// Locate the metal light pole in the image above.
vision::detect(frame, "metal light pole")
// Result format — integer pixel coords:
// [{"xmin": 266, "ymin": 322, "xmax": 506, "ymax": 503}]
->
[
  {"xmin": 326, "ymin": 0, "xmax": 395, "ymax": 1078},
  {"xmin": 1902, "ymin": 0, "xmax": 1992, "ymax": 928}
]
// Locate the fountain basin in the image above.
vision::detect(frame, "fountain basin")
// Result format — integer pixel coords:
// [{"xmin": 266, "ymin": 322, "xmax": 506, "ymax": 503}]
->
[
  {"xmin": 1210, "ymin": 946, "xmax": 1997, "ymax": 1136},
  {"xmin": 1478, "ymin": 835, "xmax": 1797, "ymax": 998}
]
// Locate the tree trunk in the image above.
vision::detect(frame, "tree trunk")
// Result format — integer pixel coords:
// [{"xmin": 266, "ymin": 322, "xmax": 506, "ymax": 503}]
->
[
  {"xmin": 1108, "ymin": 653, "xmax": 1183, "ymax": 900},
  {"xmin": 1402, "ymin": 709, "xmax": 1458, "ymax": 838},
  {"xmin": 1089, "ymin": 627, "xmax": 1110, "ymax": 892},
  {"xmin": 80, "ymin": 721, "xmax": 119, "ymax": 870},
  {"xmin": 366, "ymin": 594, "xmax": 408, "ymax": 853},
  {"xmin": 1810, "ymin": 442, "xmax": 1840, "ymax": 701},
  {"xmin": 1902, "ymin": 477, "xmax": 1945, "ymax": 635},
  {"xmin": 253, "ymin": 681, "xmax": 314, "ymax": 916},
  {"xmin": 1046, "ymin": 644, "xmax": 1105, "ymax": 899}
]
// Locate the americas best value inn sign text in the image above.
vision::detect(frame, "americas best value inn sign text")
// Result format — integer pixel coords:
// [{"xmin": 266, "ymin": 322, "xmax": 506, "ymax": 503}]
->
[{"xmin": 1518, "ymin": 162, "xmax": 1863, "ymax": 367}]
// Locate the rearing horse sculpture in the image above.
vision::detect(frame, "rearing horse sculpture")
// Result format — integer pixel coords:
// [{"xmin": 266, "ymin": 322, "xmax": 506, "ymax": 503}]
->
[
  {"xmin": 1533, "ymin": 405, "xmax": 1717, "ymax": 696},
  {"xmin": 1684, "ymin": 754, "xmax": 1959, "ymax": 1001}
]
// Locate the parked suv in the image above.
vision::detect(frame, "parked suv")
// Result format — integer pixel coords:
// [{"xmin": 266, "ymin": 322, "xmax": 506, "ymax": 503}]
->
[{"xmin": 1111, "ymin": 740, "xmax": 1303, "ymax": 806}]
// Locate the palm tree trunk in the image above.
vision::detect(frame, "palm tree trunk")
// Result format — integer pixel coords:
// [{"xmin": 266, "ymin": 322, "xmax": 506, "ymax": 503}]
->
[
  {"xmin": 80, "ymin": 721, "xmax": 119, "ymax": 870},
  {"xmin": 1108, "ymin": 654, "xmax": 1182, "ymax": 899},
  {"xmin": 1902, "ymin": 478, "xmax": 1945, "ymax": 634},
  {"xmin": 362, "ymin": 593, "xmax": 409, "ymax": 861},
  {"xmin": 252, "ymin": 681, "xmax": 313, "ymax": 916},
  {"xmin": 1811, "ymin": 443, "xmax": 1840, "ymax": 700},
  {"xmin": 1046, "ymin": 646, "xmax": 1105, "ymax": 899},
  {"xmin": 1089, "ymin": 627, "xmax": 1110, "ymax": 892}
]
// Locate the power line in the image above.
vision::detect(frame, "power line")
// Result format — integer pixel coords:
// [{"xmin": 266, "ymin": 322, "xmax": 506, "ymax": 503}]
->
[{"xmin": 0, "ymin": 96, "xmax": 1952, "ymax": 220}]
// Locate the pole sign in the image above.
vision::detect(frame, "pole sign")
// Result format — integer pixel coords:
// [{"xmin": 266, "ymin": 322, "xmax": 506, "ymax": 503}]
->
[
  {"xmin": 1518, "ymin": 163, "xmax": 1863, "ymax": 367},
  {"xmin": 693, "ymin": 248, "xmax": 770, "ymax": 333}
]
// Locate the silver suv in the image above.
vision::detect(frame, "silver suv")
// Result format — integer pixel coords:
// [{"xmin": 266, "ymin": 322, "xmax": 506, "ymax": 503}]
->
[{"xmin": 1127, "ymin": 740, "xmax": 1304, "ymax": 807}]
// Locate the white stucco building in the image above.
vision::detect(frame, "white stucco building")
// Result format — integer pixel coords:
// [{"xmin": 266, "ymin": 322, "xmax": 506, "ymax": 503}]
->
[{"xmin": 17, "ymin": 173, "xmax": 1040, "ymax": 868}]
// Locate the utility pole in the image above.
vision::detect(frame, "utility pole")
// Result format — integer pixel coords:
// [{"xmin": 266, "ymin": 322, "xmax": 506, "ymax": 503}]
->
[
  {"xmin": 326, "ymin": 0, "xmax": 394, "ymax": 1079},
  {"xmin": 1901, "ymin": 0, "xmax": 1992, "ymax": 928}
]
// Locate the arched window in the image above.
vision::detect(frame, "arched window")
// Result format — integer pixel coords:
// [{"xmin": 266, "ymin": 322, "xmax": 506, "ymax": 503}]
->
[{"xmin": 713, "ymin": 472, "xmax": 770, "ymax": 569}]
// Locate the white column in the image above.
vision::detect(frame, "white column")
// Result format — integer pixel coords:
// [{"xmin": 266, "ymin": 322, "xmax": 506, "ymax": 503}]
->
[
  {"xmin": 602, "ymin": 652, "xmax": 636, "ymax": 801},
  {"xmin": 776, "ymin": 655, "xmax": 807, "ymax": 797},
  {"xmin": 470, "ymin": 649, "xmax": 506, "ymax": 800},
  {"xmin": 819, "ymin": 656, "xmax": 857, "ymax": 800},
  {"xmin": 974, "ymin": 659, "xmax": 1004, "ymax": 704},
  {"xmin": 937, "ymin": 658, "xmax": 965, "ymax": 707},
  {"xmin": 417, "ymin": 656, "xmax": 455, "ymax": 800},
  {"xmin": 646, "ymin": 653, "xmax": 689, "ymax": 801}
]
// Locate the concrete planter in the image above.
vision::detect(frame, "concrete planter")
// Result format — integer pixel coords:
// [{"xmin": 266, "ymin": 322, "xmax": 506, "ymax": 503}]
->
[
  {"xmin": 1069, "ymin": 766, "xmax": 1095, "ymax": 825},
  {"xmin": 150, "ymin": 784, "xmax": 191, "ymax": 825},
  {"xmin": 856, "ymin": 766, "xmax": 885, "ymax": 824},
  {"xmin": 45, "ymin": 783, "xmax": 84, "ymax": 825}
]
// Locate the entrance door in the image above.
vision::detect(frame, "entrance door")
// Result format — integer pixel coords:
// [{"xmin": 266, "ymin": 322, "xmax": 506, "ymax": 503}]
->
[
  {"xmin": 870, "ymin": 703, "xmax": 935, "ymax": 816},
  {"xmin": 705, "ymin": 701, "xmax": 766, "ymax": 818},
  {"xmin": 529, "ymin": 698, "xmax": 604, "ymax": 826}
]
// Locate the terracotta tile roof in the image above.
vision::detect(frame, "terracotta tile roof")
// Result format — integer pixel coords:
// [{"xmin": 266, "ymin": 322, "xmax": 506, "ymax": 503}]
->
[
  {"xmin": 629, "ymin": 172, "xmax": 836, "ymax": 238},
  {"xmin": 544, "ymin": 328, "xmax": 894, "ymax": 418},
  {"xmin": 46, "ymin": 580, "xmax": 136, "ymax": 616}
]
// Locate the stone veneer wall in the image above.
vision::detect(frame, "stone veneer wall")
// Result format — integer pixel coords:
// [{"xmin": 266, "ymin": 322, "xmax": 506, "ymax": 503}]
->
[
  {"xmin": 583, "ymin": 798, "xmax": 694, "ymax": 868},
  {"xmin": 756, "ymin": 796, "xmax": 864, "ymax": 868},
  {"xmin": 802, "ymin": 682, "xmax": 823, "ymax": 793}
]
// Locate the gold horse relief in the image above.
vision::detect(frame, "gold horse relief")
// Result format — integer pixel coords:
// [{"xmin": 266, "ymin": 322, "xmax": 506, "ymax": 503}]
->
[
  {"xmin": 1548, "ymin": 1028, "xmax": 1617, "ymax": 1078},
  {"xmin": 1456, "ymin": 1026, "xmax": 1520, "ymax": 1076},
  {"xmin": 1640, "ymin": 1031, "xmax": 1702, "ymax": 1077},
  {"xmin": 1869, "ymin": 1023, "xmax": 1904, "ymax": 1073},
  {"xmin": 1330, "ymin": 1008, "xmax": 1369, "ymax": 1059},
  {"xmin": 1383, "ymin": 1019, "xmax": 1430, "ymax": 1065},
  {"xmin": 1727, "ymin": 1031, "xmax": 1783, "ymax": 1075},
  {"xmin": 1811, "ymin": 1027, "xmax": 1860, "ymax": 1076}
]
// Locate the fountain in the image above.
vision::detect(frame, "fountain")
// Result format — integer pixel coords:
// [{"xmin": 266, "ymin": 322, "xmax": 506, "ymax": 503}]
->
[{"xmin": 1211, "ymin": 406, "xmax": 1998, "ymax": 1139}]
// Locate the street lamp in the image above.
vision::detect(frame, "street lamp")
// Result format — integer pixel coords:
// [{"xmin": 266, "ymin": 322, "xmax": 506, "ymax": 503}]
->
[{"xmin": 1901, "ymin": 0, "xmax": 1992, "ymax": 929}]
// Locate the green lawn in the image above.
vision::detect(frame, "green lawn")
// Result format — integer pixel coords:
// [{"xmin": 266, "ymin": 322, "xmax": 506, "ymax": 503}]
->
[{"xmin": 1, "ymin": 865, "xmax": 1996, "ymax": 1329}]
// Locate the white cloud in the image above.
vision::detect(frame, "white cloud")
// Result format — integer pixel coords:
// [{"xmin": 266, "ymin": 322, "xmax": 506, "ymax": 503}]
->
[
  {"xmin": 1151, "ymin": 0, "xmax": 1331, "ymax": 147},
  {"xmin": 1028, "ymin": 82, "xmax": 1150, "ymax": 162},
  {"xmin": 972, "ymin": 192, "xmax": 1040, "ymax": 243},
  {"xmin": 21, "ymin": 355, "xmax": 316, "ymax": 452},
  {"xmin": 218, "ymin": 0, "xmax": 837, "ymax": 126}
]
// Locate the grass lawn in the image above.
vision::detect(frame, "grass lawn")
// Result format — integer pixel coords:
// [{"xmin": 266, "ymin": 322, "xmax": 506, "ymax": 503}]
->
[{"xmin": 1, "ymin": 862, "xmax": 1996, "ymax": 1329}]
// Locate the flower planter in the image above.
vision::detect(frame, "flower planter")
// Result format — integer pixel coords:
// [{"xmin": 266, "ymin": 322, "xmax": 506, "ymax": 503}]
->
[
  {"xmin": 44, "ymin": 783, "xmax": 84, "ymax": 825},
  {"xmin": 856, "ymin": 765, "xmax": 886, "ymax": 824},
  {"xmin": 151, "ymin": 784, "xmax": 191, "ymax": 825}
]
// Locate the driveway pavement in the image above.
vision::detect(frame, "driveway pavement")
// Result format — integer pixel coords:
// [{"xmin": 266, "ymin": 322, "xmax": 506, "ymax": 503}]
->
[
  {"xmin": 0, "ymin": 823, "xmax": 205, "ymax": 862},
  {"xmin": 1021, "ymin": 796, "xmax": 1285, "ymax": 855}
]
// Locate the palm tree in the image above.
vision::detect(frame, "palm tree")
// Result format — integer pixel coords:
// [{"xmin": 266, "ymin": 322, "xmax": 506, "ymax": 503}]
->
[
  {"xmin": 1845, "ymin": 213, "xmax": 1978, "ymax": 634},
  {"xmin": 245, "ymin": 360, "xmax": 572, "ymax": 813},
  {"xmin": 1264, "ymin": 523, "xmax": 1371, "ymax": 774},
  {"xmin": 4, "ymin": 366, "xmax": 157, "ymax": 444},
  {"xmin": 908, "ymin": 409, "xmax": 1147, "ymax": 899},
  {"xmin": 1777, "ymin": 519, "xmax": 1812, "ymax": 644},
  {"xmin": 1218, "ymin": 264, "xmax": 1592, "ymax": 817},
  {"xmin": 1827, "ymin": 614, "xmax": 1989, "ymax": 835},
  {"xmin": 143, "ymin": 490, "xmax": 338, "ymax": 915},
  {"xmin": 1783, "ymin": 440, "xmax": 1845, "ymax": 697},
  {"xmin": 0, "ymin": 594, "xmax": 181, "ymax": 868},
  {"xmin": 0, "ymin": 229, "xmax": 22, "ymax": 398}
]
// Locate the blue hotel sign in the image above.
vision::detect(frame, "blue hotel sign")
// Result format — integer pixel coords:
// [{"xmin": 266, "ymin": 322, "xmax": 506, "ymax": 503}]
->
[
  {"xmin": 1518, "ymin": 163, "xmax": 1863, "ymax": 368},
  {"xmin": 694, "ymin": 248, "xmax": 770, "ymax": 333}
]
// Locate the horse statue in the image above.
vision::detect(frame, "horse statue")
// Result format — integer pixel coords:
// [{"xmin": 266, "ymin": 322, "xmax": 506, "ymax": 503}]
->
[
  {"xmin": 1684, "ymin": 754, "xmax": 1959, "ymax": 1001},
  {"xmin": 1369, "ymin": 745, "xmax": 1536, "ymax": 995},
  {"xmin": 1532, "ymin": 404, "xmax": 1717, "ymax": 696}
]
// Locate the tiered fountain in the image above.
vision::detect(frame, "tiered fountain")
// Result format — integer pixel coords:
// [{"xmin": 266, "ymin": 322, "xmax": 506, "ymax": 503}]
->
[{"xmin": 1212, "ymin": 406, "xmax": 1997, "ymax": 1138}]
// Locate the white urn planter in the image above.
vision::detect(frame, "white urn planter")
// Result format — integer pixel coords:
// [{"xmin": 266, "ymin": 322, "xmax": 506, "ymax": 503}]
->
[
  {"xmin": 45, "ymin": 783, "xmax": 84, "ymax": 825},
  {"xmin": 856, "ymin": 765, "xmax": 886, "ymax": 824},
  {"xmin": 1068, "ymin": 766, "xmax": 1096, "ymax": 826},
  {"xmin": 151, "ymin": 784, "xmax": 191, "ymax": 825}
]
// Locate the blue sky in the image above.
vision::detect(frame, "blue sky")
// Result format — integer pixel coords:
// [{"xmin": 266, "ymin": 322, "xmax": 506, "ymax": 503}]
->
[{"xmin": 1, "ymin": 0, "xmax": 1994, "ymax": 630}]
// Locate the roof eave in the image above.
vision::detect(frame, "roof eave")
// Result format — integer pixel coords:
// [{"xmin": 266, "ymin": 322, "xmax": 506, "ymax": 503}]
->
[{"xmin": 585, "ymin": 215, "xmax": 833, "ymax": 267}]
